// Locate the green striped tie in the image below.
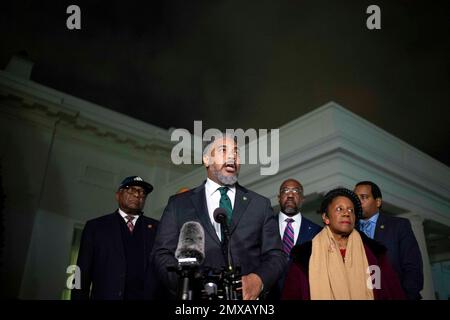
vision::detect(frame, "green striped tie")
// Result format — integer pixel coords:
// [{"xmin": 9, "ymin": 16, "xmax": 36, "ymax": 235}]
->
[{"xmin": 218, "ymin": 186, "xmax": 233, "ymax": 225}]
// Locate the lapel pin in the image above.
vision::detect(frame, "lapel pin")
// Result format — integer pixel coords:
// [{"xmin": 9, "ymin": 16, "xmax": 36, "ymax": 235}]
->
[
  {"xmin": 243, "ymin": 196, "xmax": 247, "ymax": 201},
  {"xmin": 147, "ymin": 224, "xmax": 153, "ymax": 229},
  {"xmin": 380, "ymin": 225, "xmax": 384, "ymax": 229}
]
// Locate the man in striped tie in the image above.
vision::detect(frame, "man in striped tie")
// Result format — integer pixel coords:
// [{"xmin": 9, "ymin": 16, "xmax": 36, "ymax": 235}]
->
[
  {"xmin": 278, "ymin": 179, "xmax": 322, "ymax": 256},
  {"xmin": 72, "ymin": 176, "xmax": 160, "ymax": 300},
  {"xmin": 269, "ymin": 179, "xmax": 322, "ymax": 300}
]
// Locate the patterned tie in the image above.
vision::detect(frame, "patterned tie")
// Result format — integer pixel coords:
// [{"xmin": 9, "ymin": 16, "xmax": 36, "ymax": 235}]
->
[
  {"xmin": 282, "ymin": 218, "xmax": 295, "ymax": 256},
  {"xmin": 218, "ymin": 187, "xmax": 233, "ymax": 225},
  {"xmin": 126, "ymin": 215, "xmax": 135, "ymax": 233}
]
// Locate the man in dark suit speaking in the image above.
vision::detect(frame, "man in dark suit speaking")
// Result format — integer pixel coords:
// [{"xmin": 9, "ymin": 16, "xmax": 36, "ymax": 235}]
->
[
  {"xmin": 354, "ymin": 181, "xmax": 424, "ymax": 300},
  {"xmin": 71, "ymin": 176, "xmax": 159, "ymax": 300},
  {"xmin": 153, "ymin": 134, "xmax": 286, "ymax": 300}
]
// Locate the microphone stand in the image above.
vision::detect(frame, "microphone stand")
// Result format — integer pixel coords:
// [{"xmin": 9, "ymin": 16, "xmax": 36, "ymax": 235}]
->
[
  {"xmin": 168, "ymin": 258, "xmax": 200, "ymax": 300},
  {"xmin": 220, "ymin": 221, "xmax": 241, "ymax": 300},
  {"xmin": 180, "ymin": 266, "xmax": 192, "ymax": 300},
  {"xmin": 221, "ymin": 221, "xmax": 233, "ymax": 272}
]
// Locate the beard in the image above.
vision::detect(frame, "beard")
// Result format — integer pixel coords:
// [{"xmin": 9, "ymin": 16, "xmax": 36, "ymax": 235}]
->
[
  {"xmin": 210, "ymin": 165, "xmax": 239, "ymax": 186},
  {"xmin": 281, "ymin": 206, "xmax": 298, "ymax": 215}
]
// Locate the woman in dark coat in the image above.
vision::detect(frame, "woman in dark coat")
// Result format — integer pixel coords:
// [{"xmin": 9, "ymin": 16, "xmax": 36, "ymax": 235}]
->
[{"xmin": 282, "ymin": 188, "xmax": 405, "ymax": 300}]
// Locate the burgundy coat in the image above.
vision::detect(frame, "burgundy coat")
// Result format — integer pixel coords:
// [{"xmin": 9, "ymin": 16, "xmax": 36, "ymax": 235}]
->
[{"xmin": 281, "ymin": 231, "xmax": 406, "ymax": 300}]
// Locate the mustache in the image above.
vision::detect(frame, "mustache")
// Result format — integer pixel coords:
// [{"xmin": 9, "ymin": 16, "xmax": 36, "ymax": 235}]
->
[{"xmin": 223, "ymin": 160, "xmax": 236, "ymax": 167}]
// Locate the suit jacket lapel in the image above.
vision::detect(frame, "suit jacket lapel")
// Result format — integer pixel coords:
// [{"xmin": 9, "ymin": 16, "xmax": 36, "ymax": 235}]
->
[
  {"xmin": 297, "ymin": 217, "xmax": 309, "ymax": 245},
  {"xmin": 230, "ymin": 184, "xmax": 250, "ymax": 234},
  {"xmin": 277, "ymin": 212, "xmax": 309, "ymax": 246},
  {"xmin": 141, "ymin": 217, "xmax": 156, "ymax": 255},
  {"xmin": 374, "ymin": 213, "xmax": 386, "ymax": 241},
  {"xmin": 112, "ymin": 211, "xmax": 126, "ymax": 262},
  {"xmin": 137, "ymin": 216, "xmax": 151, "ymax": 270},
  {"xmin": 190, "ymin": 183, "xmax": 222, "ymax": 246}
]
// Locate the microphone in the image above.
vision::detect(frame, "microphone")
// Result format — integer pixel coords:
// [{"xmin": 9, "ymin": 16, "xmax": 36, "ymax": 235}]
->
[
  {"xmin": 174, "ymin": 221, "xmax": 205, "ymax": 300},
  {"xmin": 213, "ymin": 207, "xmax": 228, "ymax": 225},
  {"xmin": 175, "ymin": 221, "xmax": 205, "ymax": 266}
]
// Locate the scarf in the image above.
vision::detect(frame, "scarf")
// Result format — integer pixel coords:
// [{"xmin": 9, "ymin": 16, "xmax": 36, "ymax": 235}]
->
[{"xmin": 309, "ymin": 226, "xmax": 374, "ymax": 300}]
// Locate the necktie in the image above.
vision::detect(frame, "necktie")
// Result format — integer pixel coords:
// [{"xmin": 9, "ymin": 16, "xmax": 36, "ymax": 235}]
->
[
  {"xmin": 126, "ymin": 215, "xmax": 135, "ymax": 233},
  {"xmin": 218, "ymin": 187, "xmax": 233, "ymax": 225},
  {"xmin": 282, "ymin": 218, "xmax": 295, "ymax": 256},
  {"xmin": 359, "ymin": 220, "xmax": 371, "ymax": 238}
]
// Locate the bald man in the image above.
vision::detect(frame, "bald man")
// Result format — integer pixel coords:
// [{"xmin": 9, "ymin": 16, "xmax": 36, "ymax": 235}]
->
[{"xmin": 269, "ymin": 179, "xmax": 321, "ymax": 300}]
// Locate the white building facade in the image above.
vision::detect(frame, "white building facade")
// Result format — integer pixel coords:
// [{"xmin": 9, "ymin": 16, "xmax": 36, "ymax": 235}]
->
[{"xmin": 1, "ymin": 56, "xmax": 449, "ymax": 299}]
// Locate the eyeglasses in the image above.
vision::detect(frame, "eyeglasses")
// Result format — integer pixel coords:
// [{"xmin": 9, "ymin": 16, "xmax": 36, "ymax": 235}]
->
[
  {"xmin": 122, "ymin": 186, "xmax": 147, "ymax": 197},
  {"xmin": 280, "ymin": 188, "xmax": 303, "ymax": 195},
  {"xmin": 334, "ymin": 206, "xmax": 354, "ymax": 215}
]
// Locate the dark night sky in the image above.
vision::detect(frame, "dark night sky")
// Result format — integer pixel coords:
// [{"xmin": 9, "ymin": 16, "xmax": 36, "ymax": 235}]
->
[{"xmin": 1, "ymin": 0, "xmax": 449, "ymax": 166}]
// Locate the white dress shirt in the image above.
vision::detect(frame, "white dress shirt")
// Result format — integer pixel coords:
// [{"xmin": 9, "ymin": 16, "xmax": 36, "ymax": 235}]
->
[
  {"xmin": 279, "ymin": 211, "xmax": 302, "ymax": 245},
  {"xmin": 205, "ymin": 178, "xmax": 236, "ymax": 241},
  {"xmin": 118, "ymin": 208, "xmax": 140, "ymax": 226}
]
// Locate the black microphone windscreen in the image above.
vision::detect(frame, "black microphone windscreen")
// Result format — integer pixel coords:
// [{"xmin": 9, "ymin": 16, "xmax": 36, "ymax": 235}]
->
[
  {"xmin": 175, "ymin": 221, "xmax": 205, "ymax": 265},
  {"xmin": 213, "ymin": 207, "xmax": 227, "ymax": 224}
]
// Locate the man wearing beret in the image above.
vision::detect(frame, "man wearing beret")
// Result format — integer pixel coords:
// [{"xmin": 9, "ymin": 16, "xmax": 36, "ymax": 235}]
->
[{"xmin": 71, "ymin": 176, "xmax": 159, "ymax": 300}]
